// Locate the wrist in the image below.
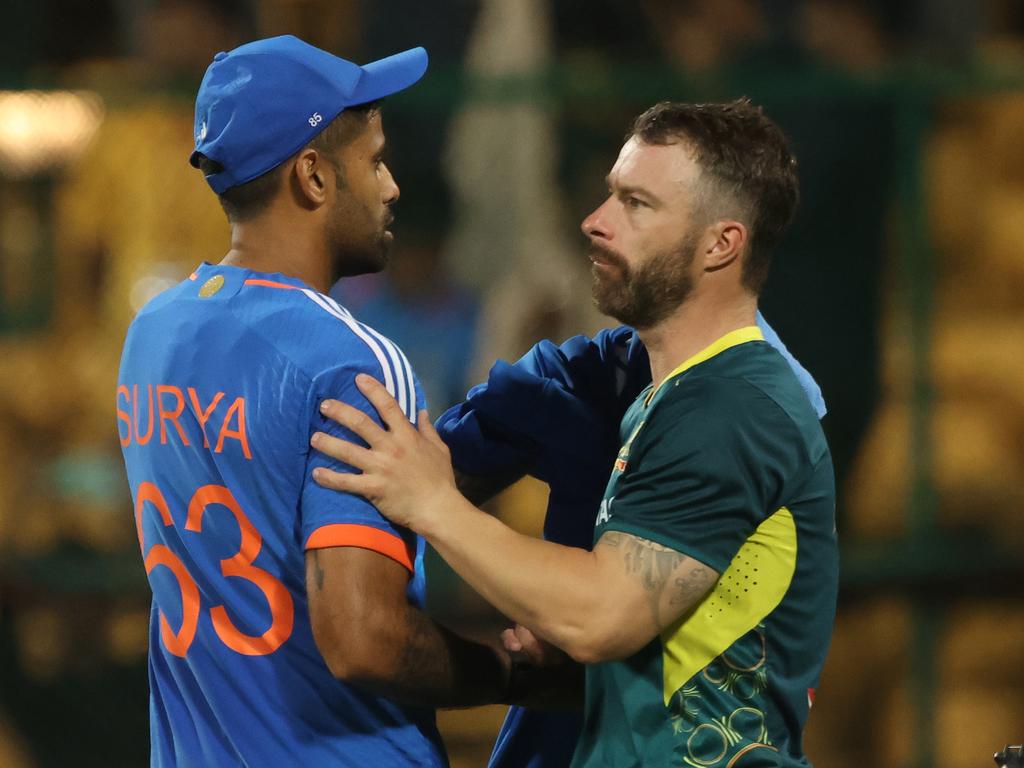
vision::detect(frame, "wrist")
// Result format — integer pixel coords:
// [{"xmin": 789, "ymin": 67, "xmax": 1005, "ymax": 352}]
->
[
  {"xmin": 495, "ymin": 645, "xmax": 515, "ymax": 702},
  {"xmin": 499, "ymin": 652, "xmax": 584, "ymax": 709},
  {"xmin": 502, "ymin": 654, "xmax": 543, "ymax": 705},
  {"xmin": 418, "ymin": 487, "xmax": 470, "ymax": 541}
]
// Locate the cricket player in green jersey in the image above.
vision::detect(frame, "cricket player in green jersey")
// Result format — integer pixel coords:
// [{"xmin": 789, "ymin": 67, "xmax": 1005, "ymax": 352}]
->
[{"xmin": 312, "ymin": 99, "xmax": 839, "ymax": 768}]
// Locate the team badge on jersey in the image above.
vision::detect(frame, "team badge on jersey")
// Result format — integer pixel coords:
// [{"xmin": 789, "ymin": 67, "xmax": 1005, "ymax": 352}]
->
[
  {"xmin": 613, "ymin": 420, "xmax": 645, "ymax": 473},
  {"xmin": 199, "ymin": 274, "xmax": 225, "ymax": 298}
]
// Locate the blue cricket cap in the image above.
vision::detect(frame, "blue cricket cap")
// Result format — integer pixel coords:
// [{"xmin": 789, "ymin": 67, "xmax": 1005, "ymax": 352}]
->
[{"xmin": 190, "ymin": 35, "xmax": 428, "ymax": 194}]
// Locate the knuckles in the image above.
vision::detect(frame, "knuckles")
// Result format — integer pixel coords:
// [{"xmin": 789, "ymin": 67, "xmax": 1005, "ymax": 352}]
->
[
  {"xmin": 350, "ymin": 412, "xmax": 373, "ymax": 432},
  {"xmin": 327, "ymin": 471, "xmax": 350, "ymax": 490}
]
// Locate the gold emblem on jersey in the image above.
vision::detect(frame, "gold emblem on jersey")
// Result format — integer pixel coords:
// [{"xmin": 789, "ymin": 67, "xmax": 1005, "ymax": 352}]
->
[
  {"xmin": 614, "ymin": 420, "xmax": 646, "ymax": 472},
  {"xmin": 199, "ymin": 274, "xmax": 225, "ymax": 298}
]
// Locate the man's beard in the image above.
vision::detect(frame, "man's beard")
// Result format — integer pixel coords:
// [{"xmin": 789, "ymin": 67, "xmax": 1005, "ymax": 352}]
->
[
  {"xmin": 327, "ymin": 206, "xmax": 394, "ymax": 281},
  {"xmin": 589, "ymin": 232, "xmax": 697, "ymax": 330}
]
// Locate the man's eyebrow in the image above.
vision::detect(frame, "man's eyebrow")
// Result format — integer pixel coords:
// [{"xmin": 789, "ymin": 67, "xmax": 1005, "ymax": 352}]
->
[{"xmin": 606, "ymin": 174, "xmax": 663, "ymax": 205}]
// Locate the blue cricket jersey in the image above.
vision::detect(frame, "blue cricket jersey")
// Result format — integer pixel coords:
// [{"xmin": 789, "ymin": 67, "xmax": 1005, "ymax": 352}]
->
[{"xmin": 117, "ymin": 262, "xmax": 445, "ymax": 767}]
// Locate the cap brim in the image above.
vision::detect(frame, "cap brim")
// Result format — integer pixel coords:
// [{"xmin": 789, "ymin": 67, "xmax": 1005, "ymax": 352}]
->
[{"xmin": 351, "ymin": 46, "xmax": 428, "ymax": 105}]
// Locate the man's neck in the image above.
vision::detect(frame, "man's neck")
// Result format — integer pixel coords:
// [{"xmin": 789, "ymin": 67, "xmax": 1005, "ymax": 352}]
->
[
  {"xmin": 221, "ymin": 217, "xmax": 330, "ymax": 293},
  {"xmin": 638, "ymin": 293, "xmax": 759, "ymax": 387}
]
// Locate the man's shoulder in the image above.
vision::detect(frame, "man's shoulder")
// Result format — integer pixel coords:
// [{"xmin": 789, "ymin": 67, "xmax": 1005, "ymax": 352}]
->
[
  {"xmin": 126, "ymin": 277, "xmax": 411, "ymax": 390},
  {"xmin": 648, "ymin": 342, "xmax": 827, "ymax": 460},
  {"xmin": 246, "ymin": 289, "xmax": 421, "ymax": 418},
  {"xmin": 232, "ymin": 284, "xmax": 413, "ymax": 385},
  {"xmin": 687, "ymin": 343, "xmax": 820, "ymax": 421}
]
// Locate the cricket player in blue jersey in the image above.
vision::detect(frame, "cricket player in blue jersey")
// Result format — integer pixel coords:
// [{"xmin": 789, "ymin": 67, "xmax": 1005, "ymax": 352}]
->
[{"xmin": 116, "ymin": 36, "xmax": 532, "ymax": 767}]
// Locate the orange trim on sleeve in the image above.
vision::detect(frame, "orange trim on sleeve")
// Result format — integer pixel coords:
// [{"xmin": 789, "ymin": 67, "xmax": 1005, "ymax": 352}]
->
[
  {"xmin": 305, "ymin": 524, "xmax": 415, "ymax": 572},
  {"xmin": 244, "ymin": 278, "xmax": 300, "ymax": 290}
]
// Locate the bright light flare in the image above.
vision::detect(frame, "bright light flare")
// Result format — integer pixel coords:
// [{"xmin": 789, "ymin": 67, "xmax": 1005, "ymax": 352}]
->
[{"xmin": 0, "ymin": 90, "xmax": 104, "ymax": 178}]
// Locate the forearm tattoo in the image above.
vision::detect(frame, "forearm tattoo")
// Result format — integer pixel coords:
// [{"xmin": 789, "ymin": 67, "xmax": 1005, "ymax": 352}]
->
[{"xmin": 601, "ymin": 532, "xmax": 717, "ymax": 629}]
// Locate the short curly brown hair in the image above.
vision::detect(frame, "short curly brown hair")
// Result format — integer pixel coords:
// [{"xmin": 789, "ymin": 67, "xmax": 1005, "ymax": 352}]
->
[{"xmin": 628, "ymin": 99, "xmax": 799, "ymax": 294}]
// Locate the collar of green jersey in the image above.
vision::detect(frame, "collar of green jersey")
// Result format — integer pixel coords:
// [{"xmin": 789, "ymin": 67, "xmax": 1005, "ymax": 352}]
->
[{"xmin": 643, "ymin": 325, "xmax": 764, "ymax": 406}]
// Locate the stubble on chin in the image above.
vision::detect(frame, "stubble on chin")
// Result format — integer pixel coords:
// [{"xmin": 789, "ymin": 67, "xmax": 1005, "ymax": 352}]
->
[
  {"xmin": 589, "ymin": 235, "xmax": 697, "ymax": 329},
  {"xmin": 331, "ymin": 248, "xmax": 387, "ymax": 281},
  {"xmin": 590, "ymin": 265, "xmax": 632, "ymax": 325},
  {"xmin": 327, "ymin": 225, "xmax": 392, "ymax": 281},
  {"xmin": 587, "ymin": 242, "xmax": 632, "ymax": 321}
]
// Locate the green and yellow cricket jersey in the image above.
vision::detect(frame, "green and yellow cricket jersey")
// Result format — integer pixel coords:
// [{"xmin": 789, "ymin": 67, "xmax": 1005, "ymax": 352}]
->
[{"xmin": 574, "ymin": 327, "xmax": 838, "ymax": 768}]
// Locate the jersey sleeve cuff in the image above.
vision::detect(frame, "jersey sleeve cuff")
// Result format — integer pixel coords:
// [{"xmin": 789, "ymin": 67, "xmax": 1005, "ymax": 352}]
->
[{"xmin": 304, "ymin": 524, "xmax": 415, "ymax": 572}]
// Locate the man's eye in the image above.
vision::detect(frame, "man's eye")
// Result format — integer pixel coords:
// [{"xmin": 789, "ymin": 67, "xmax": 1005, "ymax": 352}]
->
[{"xmin": 626, "ymin": 196, "xmax": 645, "ymax": 209}]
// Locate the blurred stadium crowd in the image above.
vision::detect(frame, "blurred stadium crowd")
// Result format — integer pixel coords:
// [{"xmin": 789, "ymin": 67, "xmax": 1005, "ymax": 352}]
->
[{"xmin": 1, "ymin": 1, "xmax": 1023, "ymax": 766}]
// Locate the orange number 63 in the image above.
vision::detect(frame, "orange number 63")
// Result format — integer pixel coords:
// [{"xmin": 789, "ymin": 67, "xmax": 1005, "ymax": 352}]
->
[{"xmin": 135, "ymin": 482, "xmax": 294, "ymax": 657}]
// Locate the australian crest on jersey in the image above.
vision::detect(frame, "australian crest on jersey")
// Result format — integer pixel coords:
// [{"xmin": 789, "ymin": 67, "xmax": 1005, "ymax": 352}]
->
[
  {"xmin": 613, "ymin": 418, "xmax": 646, "ymax": 474},
  {"xmin": 598, "ymin": 408, "xmax": 649, "ymax": 531}
]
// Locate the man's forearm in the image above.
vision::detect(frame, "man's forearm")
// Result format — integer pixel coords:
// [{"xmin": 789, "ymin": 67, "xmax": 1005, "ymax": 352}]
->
[
  {"xmin": 422, "ymin": 496, "xmax": 605, "ymax": 659},
  {"xmin": 371, "ymin": 608, "xmax": 584, "ymax": 710},
  {"xmin": 365, "ymin": 605, "xmax": 510, "ymax": 708},
  {"xmin": 307, "ymin": 546, "xmax": 508, "ymax": 708}
]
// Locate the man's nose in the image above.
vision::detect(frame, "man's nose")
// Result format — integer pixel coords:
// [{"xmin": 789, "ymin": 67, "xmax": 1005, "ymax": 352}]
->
[
  {"xmin": 381, "ymin": 163, "xmax": 399, "ymax": 204},
  {"xmin": 581, "ymin": 197, "xmax": 613, "ymax": 241}
]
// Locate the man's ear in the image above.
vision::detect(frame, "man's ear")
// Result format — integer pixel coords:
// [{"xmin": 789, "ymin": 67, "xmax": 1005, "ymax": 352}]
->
[
  {"xmin": 292, "ymin": 147, "xmax": 330, "ymax": 209},
  {"xmin": 702, "ymin": 220, "xmax": 748, "ymax": 272}
]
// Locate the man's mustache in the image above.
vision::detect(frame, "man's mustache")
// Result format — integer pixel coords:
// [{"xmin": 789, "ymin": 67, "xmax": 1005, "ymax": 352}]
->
[{"xmin": 587, "ymin": 242, "xmax": 628, "ymax": 271}]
